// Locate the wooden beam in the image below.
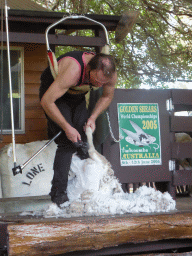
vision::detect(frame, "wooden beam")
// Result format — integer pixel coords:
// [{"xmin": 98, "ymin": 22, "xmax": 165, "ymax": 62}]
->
[
  {"xmin": 172, "ymin": 89, "xmax": 192, "ymax": 105},
  {"xmin": 173, "ymin": 169, "xmax": 192, "ymax": 186},
  {"xmin": 171, "ymin": 142, "xmax": 192, "ymax": 158},
  {"xmin": 95, "ymin": 29, "xmax": 106, "ymax": 53},
  {"xmin": 7, "ymin": 12, "xmax": 120, "ymax": 31},
  {"xmin": 171, "ymin": 116, "xmax": 192, "ymax": 132},
  {"xmin": 0, "ymin": 32, "xmax": 105, "ymax": 46},
  {"xmin": 4, "ymin": 212, "xmax": 192, "ymax": 256}
]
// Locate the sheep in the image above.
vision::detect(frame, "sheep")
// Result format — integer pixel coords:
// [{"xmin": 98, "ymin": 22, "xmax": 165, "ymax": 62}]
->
[{"xmin": 45, "ymin": 127, "xmax": 176, "ymax": 217}]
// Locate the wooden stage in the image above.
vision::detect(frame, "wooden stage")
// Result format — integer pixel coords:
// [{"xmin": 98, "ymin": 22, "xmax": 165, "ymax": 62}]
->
[{"xmin": 1, "ymin": 195, "xmax": 192, "ymax": 256}]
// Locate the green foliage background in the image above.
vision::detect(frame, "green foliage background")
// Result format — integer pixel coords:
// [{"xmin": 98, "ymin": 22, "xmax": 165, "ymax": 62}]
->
[{"xmin": 34, "ymin": 0, "xmax": 192, "ymax": 88}]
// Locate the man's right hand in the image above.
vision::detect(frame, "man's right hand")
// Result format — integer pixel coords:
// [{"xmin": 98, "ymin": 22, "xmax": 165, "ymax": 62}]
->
[{"xmin": 65, "ymin": 126, "xmax": 81, "ymax": 143}]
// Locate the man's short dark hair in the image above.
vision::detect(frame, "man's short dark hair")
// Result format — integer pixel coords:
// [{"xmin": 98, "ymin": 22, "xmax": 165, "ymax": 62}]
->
[{"xmin": 88, "ymin": 53, "xmax": 116, "ymax": 78}]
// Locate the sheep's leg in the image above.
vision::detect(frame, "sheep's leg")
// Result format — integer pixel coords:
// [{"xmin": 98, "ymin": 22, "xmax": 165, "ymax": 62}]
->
[
  {"xmin": 85, "ymin": 127, "xmax": 100, "ymax": 162},
  {"xmin": 85, "ymin": 127, "xmax": 95, "ymax": 151},
  {"xmin": 85, "ymin": 127, "xmax": 111, "ymax": 166}
]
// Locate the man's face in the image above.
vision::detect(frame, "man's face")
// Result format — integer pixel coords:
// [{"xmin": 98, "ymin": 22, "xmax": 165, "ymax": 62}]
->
[{"xmin": 89, "ymin": 70, "xmax": 111, "ymax": 88}]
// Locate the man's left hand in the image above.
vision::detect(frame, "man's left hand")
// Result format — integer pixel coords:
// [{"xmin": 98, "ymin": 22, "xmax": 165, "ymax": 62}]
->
[{"xmin": 84, "ymin": 117, "xmax": 96, "ymax": 133}]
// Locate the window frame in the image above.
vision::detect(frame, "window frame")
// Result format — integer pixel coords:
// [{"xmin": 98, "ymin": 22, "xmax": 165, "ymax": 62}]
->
[{"xmin": 1, "ymin": 46, "xmax": 25, "ymax": 134}]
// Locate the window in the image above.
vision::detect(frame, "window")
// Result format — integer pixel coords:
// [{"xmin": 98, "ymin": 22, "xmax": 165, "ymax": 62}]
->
[{"xmin": 0, "ymin": 47, "xmax": 24, "ymax": 134}]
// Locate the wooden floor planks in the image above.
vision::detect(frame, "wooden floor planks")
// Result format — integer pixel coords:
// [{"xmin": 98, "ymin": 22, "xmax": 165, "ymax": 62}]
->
[{"xmin": 0, "ymin": 196, "xmax": 192, "ymax": 256}]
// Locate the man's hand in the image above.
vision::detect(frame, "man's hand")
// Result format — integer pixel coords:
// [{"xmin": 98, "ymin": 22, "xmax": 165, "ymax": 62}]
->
[
  {"xmin": 84, "ymin": 117, "xmax": 96, "ymax": 133},
  {"xmin": 65, "ymin": 126, "xmax": 81, "ymax": 143}
]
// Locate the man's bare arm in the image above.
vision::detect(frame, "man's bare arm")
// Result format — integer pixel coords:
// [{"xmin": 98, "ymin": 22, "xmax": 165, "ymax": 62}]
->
[
  {"xmin": 40, "ymin": 59, "xmax": 81, "ymax": 142},
  {"xmin": 86, "ymin": 72, "xmax": 117, "ymax": 132},
  {"xmin": 91, "ymin": 85, "xmax": 115, "ymax": 118}
]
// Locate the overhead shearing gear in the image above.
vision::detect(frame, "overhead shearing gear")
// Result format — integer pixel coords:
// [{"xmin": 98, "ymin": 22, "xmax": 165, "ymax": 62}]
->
[
  {"xmin": 46, "ymin": 14, "xmax": 111, "ymax": 109},
  {"xmin": 45, "ymin": 14, "xmax": 110, "ymax": 80}
]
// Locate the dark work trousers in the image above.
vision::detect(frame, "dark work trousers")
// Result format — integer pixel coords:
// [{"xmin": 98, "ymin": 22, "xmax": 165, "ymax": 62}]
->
[{"xmin": 47, "ymin": 92, "xmax": 88, "ymax": 195}]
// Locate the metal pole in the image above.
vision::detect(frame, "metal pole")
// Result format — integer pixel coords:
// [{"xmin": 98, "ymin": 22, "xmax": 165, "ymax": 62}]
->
[
  {"xmin": 12, "ymin": 131, "xmax": 62, "ymax": 175},
  {"xmin": 21, "ymin": 131, "xmax": 62, "ymax": 170},
  {"xmin": 0, "ymin": 2, "xmax": 4, "ymax": 142},
  {"xmin": 5, "ymin": 0, "xmax": 17, "ymax": 168}
]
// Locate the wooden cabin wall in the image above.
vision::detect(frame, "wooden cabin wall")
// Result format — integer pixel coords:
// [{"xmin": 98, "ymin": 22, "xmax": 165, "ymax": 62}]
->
[{"xmin": 0, "ymin": 43, "xmax": 49, "ymax": 151}]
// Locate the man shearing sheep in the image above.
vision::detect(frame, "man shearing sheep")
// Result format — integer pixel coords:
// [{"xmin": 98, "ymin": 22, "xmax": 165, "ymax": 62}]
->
[{"xmin": 40, "ymin": 51, "xmax": 117, "ymax": 207}]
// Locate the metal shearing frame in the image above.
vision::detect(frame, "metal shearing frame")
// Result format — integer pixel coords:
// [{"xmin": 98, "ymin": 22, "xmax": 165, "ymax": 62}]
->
[
  {"xmin": 45, "ymin": 14, "xmax": 110, "ymax": 79},
  {"xmin": 45, "ymin": 14, "xmax": 109, "ymax": 52}
]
